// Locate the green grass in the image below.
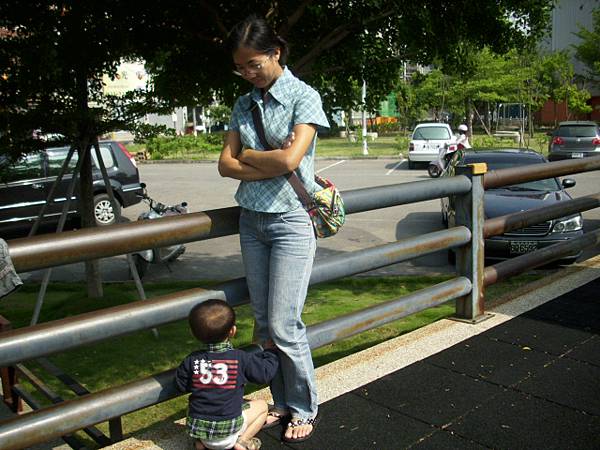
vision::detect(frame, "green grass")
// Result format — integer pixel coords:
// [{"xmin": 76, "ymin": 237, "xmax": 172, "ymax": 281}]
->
[
  {"xmin": 316, "ymin": 135, "xmax": 405, "ymax": 158},
  {"xmin": 0, "ymin": 274, "xmax": 541, "ymax": 446},
  {"xmin": 127, "ymin": 131, "xmax": 550, "ymax": 162}
]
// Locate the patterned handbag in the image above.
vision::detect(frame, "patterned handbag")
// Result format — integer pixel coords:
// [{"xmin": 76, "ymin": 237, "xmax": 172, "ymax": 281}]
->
[
  {"xmin": 307, "ymin": 175, "xmax": 345, "ymax": 238},
  {"xmin": 251, "ymin": 104, "xmax": 345, "ymax": 238}
]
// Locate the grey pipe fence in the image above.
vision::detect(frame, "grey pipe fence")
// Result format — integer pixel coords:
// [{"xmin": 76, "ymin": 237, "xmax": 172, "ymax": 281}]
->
[
  {"xmin": 0, "ymin": 278, "xmax": 472, "ymax": 450},
  {"xmin": 1, "ymin": 157, "xmax": 599, "ymax": 449}
]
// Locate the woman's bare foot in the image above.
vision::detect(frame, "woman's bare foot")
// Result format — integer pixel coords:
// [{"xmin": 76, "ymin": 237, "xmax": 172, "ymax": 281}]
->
[
  {"xmin": 283, "ymin": 416, "xmax": 319, "ymax": 443},
  {"xmin": 193, "ymin": 440, "xmax": 206, "ymax": 450}
]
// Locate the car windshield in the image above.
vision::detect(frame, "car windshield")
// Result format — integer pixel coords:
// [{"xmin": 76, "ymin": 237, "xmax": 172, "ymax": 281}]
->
[
  {"xmin": 413, "ymin": 127, "xmax": 451, "ymax": 140},
  {"xmin": 556, "ymin": 125, "xmax": 598, "ymax": 138},
  {"xmin": 464, "ymin": 158, "xmax": 561, "ymax": 192}
]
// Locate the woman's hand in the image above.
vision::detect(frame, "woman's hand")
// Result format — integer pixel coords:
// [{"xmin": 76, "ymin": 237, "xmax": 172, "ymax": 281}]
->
[
  {"xmin": 282, "ymin": 131, "xmax": 296, "ymax": 149},
  {"xmin": 218, "ymin": 131, "xmax": 276, "ymax": 181}
]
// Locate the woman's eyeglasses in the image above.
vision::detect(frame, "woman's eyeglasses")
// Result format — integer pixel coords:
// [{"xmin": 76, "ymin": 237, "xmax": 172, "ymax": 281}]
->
[{"xmin": 233, "ymin": 55, "xmax": 271, "ymax": 77}]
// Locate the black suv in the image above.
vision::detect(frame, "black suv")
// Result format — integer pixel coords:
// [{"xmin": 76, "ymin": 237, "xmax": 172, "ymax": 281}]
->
[
  {"xmin": 548, "ymin": 121, "xmax": 600, "ymax": 161},
  {"xmin": 0, "ymin": 140, "xmax": 143, "ymax": 237}
]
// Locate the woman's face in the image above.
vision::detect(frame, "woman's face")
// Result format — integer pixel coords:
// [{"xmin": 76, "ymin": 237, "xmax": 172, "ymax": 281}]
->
[{"xmin": 233, "ymin": 46, "xmax": 282, "ymax": 90}]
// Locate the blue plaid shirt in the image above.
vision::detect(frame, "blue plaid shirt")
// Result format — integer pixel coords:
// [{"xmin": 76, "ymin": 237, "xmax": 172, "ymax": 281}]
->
[{"xmin": 229, "ymin": 67, "xmax": 329, "ymax": 213}]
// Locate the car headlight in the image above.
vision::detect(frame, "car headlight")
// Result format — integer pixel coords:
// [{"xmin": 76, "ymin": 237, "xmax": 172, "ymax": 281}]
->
[{"xmin": 552, "ymin": 215, "xmax": 583, "ymax": 233}]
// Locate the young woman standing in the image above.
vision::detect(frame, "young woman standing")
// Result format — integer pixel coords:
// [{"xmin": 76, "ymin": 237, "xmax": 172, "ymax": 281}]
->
[{"xmin": 218, "ymin": 15, "xmax": 329, "ymax": 443}]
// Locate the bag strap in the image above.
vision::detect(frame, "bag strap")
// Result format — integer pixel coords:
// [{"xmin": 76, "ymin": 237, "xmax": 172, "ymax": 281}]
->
[{"xmin": 250, "ymin": 102, "xmax": 313, "ymax": 207}]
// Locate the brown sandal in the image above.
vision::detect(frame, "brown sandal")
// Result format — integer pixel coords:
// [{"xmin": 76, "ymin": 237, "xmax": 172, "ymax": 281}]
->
[
  {"xmin": 261, "ymin": 408, "xmax": 290, "ymax": 430},
  {"xmin": 236, "ymin": 436, "xmax": 261, "ymax": 450}
]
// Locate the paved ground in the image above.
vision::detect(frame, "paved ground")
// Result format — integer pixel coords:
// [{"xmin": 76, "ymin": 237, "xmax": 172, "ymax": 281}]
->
[
  {"xmin": 254, "ymin": 277, "xmax": 600, "ymax": 450},
  {"xmin": 100, "ymin": 257, "xmax": 600, "ymax": 450}
]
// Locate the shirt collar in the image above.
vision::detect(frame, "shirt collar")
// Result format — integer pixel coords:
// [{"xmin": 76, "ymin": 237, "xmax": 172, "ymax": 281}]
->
[
  {"xmin": 199, "ymin": 340, "xmax": 233, "ymax": 353},
  {"xmin": 250, "ymin": 66, "xmax": 292, "ymax": 108}
]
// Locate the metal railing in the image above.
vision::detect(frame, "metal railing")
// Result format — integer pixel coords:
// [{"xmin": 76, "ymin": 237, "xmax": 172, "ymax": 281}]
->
[{"xmin": 0, "ymin": 155, "xmax": 599, "ymax": 449}]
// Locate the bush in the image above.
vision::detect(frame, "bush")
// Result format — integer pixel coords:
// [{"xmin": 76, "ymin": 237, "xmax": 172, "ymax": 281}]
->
[
  {"xmin": 146, "ymin": 135, "xmax": 222, "ymax": 159},
  {"xmin": 132, "ymin": 123, "xmax": 175, "ymax": 144}
]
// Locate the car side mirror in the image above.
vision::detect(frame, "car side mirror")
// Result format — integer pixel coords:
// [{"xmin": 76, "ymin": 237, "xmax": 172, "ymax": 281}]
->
[
  {"xmin": 562, "ymin": 178, "xmax": 576, "ymax": 188},
  {"xmin": 140, "ymin": 182, "xmax": 146, "ymax": 189}
]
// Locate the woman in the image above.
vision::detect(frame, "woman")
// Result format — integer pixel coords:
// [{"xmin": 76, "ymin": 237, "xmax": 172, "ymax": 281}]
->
[{"xmin": 218, "ymin": 15, "xmax": 329, "ymax": 444}]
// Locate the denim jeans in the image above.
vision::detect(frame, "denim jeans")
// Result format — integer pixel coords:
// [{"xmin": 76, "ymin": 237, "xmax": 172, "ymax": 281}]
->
[{"xmin": 239, "ymin": 207, "xmax": 317, "ymax": 420}]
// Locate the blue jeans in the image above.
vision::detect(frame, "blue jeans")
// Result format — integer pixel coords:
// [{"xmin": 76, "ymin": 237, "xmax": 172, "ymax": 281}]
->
[{"xmin": 239, "ymin": 207, "xmax": 317, "ymax": 420}]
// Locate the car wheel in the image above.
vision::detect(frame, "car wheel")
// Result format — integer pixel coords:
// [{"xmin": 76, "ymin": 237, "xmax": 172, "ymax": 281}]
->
[{"xmin": 93, "ymin": 193, "xmax": 121, "ymax": 226}]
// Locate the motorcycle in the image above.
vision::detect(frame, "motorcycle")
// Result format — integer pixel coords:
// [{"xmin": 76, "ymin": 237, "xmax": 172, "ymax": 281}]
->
[
  {"xmin": 130, "ymin": 183, "xmax": 188, "ymax": 278},
  {"xmin": 427, "ymin": 142, "xmax": 464, "ymax": 178}
]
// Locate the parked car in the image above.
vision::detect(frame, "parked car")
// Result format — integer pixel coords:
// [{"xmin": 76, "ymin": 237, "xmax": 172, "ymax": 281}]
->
[
  {"xmin": 548, "ymin": 121, "xmax": 600, "ymax": 161},
  {"xmin": 442, "ymin": 148, "xmax": 583, "ymax": 264},
  {"xmin": 0, "ymin": 140, "xmax": 143, "ymax": 238},
  {"xmin": 407, "ymin": 122, "xmax": 454, "ymax": 169}
]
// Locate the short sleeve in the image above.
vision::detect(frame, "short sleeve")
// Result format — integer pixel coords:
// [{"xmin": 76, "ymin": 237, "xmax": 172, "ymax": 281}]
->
[
  {"xmin": 228, "ymin": 97, "xmax": 245, "ymax": 131},
  {"xmin": 293, "ymin": 88, "xmax": 329, "ymax": 129}
]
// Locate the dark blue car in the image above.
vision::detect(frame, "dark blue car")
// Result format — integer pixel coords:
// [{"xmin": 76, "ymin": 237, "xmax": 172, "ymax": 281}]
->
[{"xmin": 442, "ymin": 149, "xmax": 583, "ymax": 263}]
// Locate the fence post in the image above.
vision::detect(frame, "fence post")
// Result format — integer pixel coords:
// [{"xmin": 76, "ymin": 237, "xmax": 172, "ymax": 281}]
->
[
  {"xmin": 0, "ymin": 316, "xmax": 21, "ymax": 413},
  {"xmin": 453, "ymin": 163, "xmax": 490, "ymax": 323}
]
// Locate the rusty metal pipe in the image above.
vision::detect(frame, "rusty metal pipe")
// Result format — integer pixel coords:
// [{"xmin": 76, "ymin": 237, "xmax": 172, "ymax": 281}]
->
[
  {"xmin": 9, "ymin": 207, "xmax": 240, "ymax": 273},
  {"xmin": 0, "ymin": 278, "xmax": 471, "ymax": 450},
  {"xmin": 483, "ymin": 192, "xmax": 600, "ymax": 238},
  {"xmin": 8, "ymin": 178, "xmax": 472, "ymax": 273},
  {"xmin": 483, "ymin": 155, "xmax": 600, "ymax": 190},
  {"xmin": 307, "ymin": 277, "xmax": 472, "ymax": 348},
  {"xmin": 0, "ymin": 227, "xmax": 471, "ymax": 367},
  {"xmin": 483, "ymin": 228, "xmax": 600, "ymax": 286}
]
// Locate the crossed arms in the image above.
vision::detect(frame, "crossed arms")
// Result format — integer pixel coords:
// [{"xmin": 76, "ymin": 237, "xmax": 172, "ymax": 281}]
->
[{"xmin": 218, "ymin": 123, "xmax": 317, "ymax": 181}]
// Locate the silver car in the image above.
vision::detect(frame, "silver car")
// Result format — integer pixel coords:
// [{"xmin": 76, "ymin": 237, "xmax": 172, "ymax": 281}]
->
[{"xmin": 548, "ymin": 121, "xmax": 600, "ymax": 161}]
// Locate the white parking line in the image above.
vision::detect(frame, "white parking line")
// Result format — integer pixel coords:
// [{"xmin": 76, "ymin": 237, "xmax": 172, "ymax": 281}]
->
[
  {"xmin": 317, "ymin": 160, "xmax": 346, "ymax": 174},
  {"xmin": 386, "ymin": 158, "xmax": 404, "ymax": 175}
]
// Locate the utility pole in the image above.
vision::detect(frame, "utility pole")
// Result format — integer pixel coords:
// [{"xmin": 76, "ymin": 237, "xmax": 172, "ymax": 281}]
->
[{"xmin": 362, "ymin": 79, "xmax": 368, "ymax": 155}]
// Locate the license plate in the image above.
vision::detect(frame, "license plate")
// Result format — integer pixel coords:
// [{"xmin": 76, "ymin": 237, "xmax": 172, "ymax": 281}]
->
[
  {"xmin": 572, "ymin": 153, "xmax": 584, "ymax": 158},
  {"xmin": 510, "ymin": 241, "xmax": 538, "ymax": 254}
]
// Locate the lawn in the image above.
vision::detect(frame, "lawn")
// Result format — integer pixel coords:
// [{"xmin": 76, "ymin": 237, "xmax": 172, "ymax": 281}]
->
[
  {"xmin": 1, "ymin": 274, "xmax": 541, "ymax": 447},
  {"xmin": 126, "ymin": 131, "xmax": 550, "ymax": 162}
]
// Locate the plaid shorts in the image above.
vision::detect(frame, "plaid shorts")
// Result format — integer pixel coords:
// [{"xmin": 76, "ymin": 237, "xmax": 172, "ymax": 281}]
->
[{"xmin": 187, "ymin": 402, "xmax": 250, "ymax": 440}]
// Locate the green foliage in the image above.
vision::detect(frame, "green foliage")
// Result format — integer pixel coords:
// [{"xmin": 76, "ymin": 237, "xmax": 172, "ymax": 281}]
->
[
  {"xmin": 146, "ymin": 135, "xmax": 222, "ymax": 160},
  {"xmin": 131, "ymin": 123, "xmax": 175, "ymax": 144},
  {"xmin": 205, "ymin": 104, "xmax": 232, "ymax": 126},
  {"xmin": 399, "ymin": 46, "xmax": 592, "ymax": 132},
  {"xmin": 573, "ymin": 8, "xmax": 600, "ymax": 85}
]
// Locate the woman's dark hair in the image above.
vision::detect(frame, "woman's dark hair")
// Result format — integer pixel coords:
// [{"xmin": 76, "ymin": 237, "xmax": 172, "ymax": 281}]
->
[
  {"xmin": 227, "ymin": 15, "xmax": 289, "ymax": 66},
  {"xmin": 188, "ymin": 299, "xmax": 236, "ymax": 344}
]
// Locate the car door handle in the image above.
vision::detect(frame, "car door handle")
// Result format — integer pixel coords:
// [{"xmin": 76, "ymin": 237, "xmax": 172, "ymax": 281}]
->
[{"xmin": 32, "ymin": 183, "xmax": 44, "ymax": 189}]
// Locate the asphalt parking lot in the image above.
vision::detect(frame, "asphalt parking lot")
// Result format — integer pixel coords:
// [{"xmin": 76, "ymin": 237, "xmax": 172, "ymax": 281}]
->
[{"xmin": 22, "ymin": 158, "xmax": 600, "ymax": 283}]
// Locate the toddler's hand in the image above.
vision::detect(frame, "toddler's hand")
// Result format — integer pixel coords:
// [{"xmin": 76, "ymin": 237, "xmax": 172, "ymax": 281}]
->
[{"xmin": 263, "ymin": 339, "xmax": 276, "ymax": 350}]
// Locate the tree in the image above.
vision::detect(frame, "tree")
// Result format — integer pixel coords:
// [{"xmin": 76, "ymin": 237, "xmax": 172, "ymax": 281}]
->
[
  {"xmin": 573, "ymin": 8, "xmax": 600, "ymax": 85},
  {"xmin": 1, "ymin": 3, "xmax": 171, "ymax": 297},
  {"xmin": 133, "ymin": 0, "xmax": 553, "ymax": 118},
  {"xmin": 1, "ymin": 1, "xmax": 554, "ymax": 246}
]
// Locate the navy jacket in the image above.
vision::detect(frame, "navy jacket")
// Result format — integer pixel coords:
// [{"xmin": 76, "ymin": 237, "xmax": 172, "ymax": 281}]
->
[{"xmin": 175, "ymin": 346, "xmax": 279, "ymax": 420}]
